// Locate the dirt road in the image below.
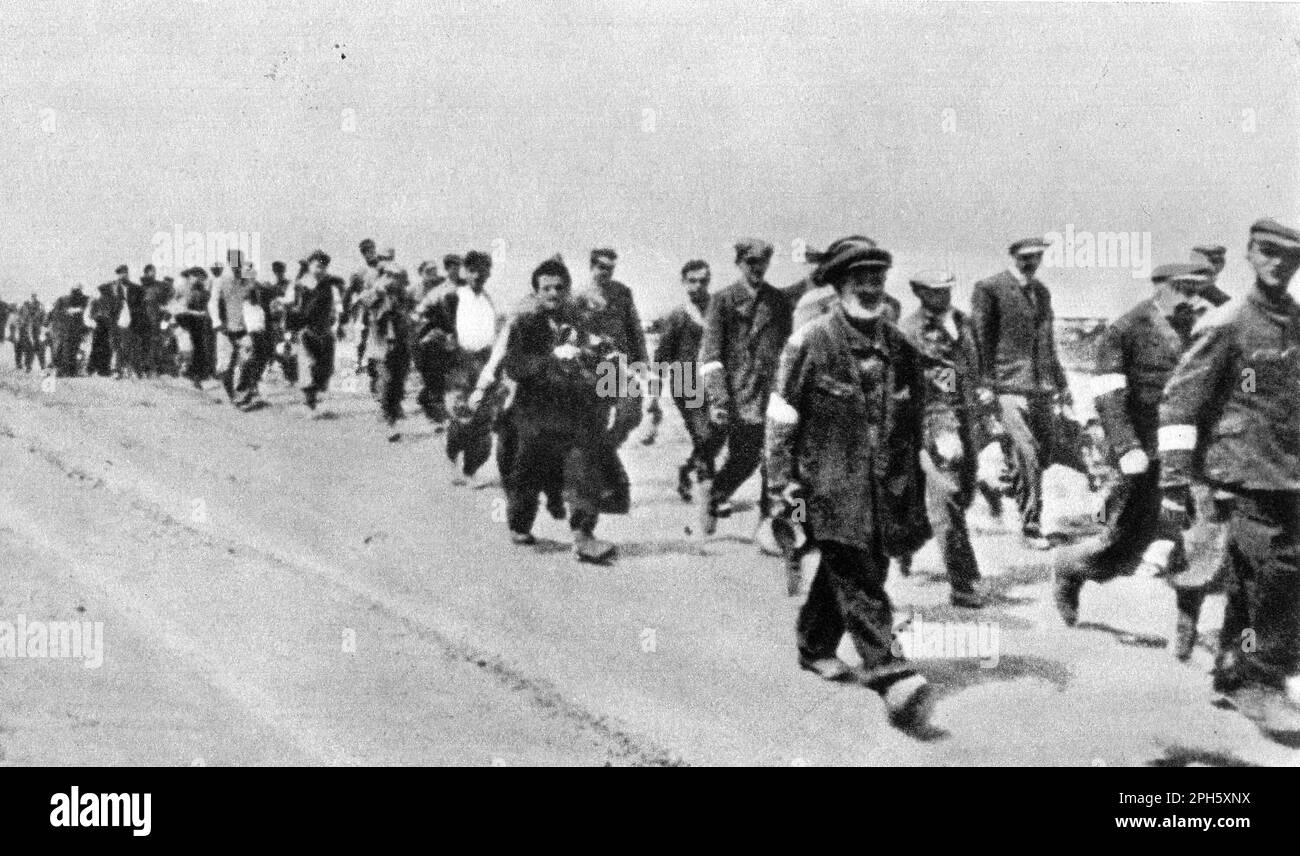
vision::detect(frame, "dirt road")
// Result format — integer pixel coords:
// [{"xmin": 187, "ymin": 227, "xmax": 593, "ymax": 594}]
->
[{"xmin": 0, "ymin": 366, "xmax": 1295, "ymax": 766}]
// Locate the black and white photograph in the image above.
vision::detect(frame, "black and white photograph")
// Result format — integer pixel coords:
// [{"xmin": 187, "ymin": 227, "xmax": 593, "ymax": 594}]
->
[{"xmin": 1, "ymin": 0, "xmax": 1298, "ymax": 800}]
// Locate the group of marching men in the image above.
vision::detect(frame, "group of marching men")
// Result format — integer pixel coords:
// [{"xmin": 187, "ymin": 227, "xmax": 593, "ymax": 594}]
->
[{"xmin": 14, "ymin": 217, "xmax": 1300, "ymax": 738}]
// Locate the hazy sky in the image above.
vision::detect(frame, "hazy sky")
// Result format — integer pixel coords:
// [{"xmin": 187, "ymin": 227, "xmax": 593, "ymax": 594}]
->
[{"xmin": 2, "ymin": 0, "xmax": 1298, "ymax": 318}]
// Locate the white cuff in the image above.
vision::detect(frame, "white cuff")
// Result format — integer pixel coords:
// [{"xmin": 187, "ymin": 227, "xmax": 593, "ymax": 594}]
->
[
  {"xmin": 1141, "ymin": 540, "xmax": 1176, "ymax": 570},
  {"xmin": 1091, "ymin": 373, "xmax": 1127, "ymax": 397},
  {"xmin": 699, "ymin": 361, "xmax": 724, "ymax": 376},
  {"xmin": 1158, "ymin": 424, "xmax": 1197, "ymax": 452},
  {"xmin": 766, "ymin": 392, "xmax": 799, "ymax": 424}
]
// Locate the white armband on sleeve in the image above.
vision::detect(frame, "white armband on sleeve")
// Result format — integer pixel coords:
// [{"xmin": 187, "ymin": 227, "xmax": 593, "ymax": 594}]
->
[
  {"xmin": 1091, "ymin": 373, "xmax": 1127, "ymax": 398},
  {"xmin": 1157, "ymin": 424, "xmax": 1198, "ymax": 452},
  {"xmin": 766, "ymin": 392, "xmax": 799, "ymax": 424}
]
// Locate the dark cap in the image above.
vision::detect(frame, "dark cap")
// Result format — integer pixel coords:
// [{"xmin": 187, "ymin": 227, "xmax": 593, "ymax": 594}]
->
[
  {"xmin": 1008, "ymin": 237, "xmax": 1050, "ymax": 257},
  {"xmin": 115, "ymin": 265, "xmax": 129, "ymax": 275},
  {"xmin": 734, "ymin": 238, "xmax": 774, "ymax": 264},
  {"xmin": 442, "ymin": 254, "xmax": 463, "ymax": 268},
  {"xmin": 818, "ymin": 245, "xmax": 892, "ymax": 284},
  {"xmin": 1191, "ymin": 243, "xmax": 1227, "ymax": 258},
  {"xmin": 1250, "ymin": 218, "xmax": 1300, "ymax": 251},
  {"xmin": 590, "ymin": 248, "xmax": 618, "ymax": 266}
]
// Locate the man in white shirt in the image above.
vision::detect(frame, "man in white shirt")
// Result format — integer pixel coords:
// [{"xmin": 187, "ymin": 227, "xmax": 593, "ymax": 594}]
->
[{"xmin": 432, "ymin": 250, "xmax": 504, "ymax": 483}]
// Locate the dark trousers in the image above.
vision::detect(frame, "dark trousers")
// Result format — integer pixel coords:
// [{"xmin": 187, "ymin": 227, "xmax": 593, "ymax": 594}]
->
[
  {"xmin": 375, "ymin": 342, "xmax": 410, "ymax": 425},
  {"xmin": 301, "ymin": 329, "xmax": 335, "ymax": 394},
  {"xmin": 675, "ymin": 397, "xmax": 723, "ymax": 480},
  {"xmin": 1216, "ymin": 491, "xmax": 1300, "ymax": 691},
  {"xmin": 920, "ymin": 409, "xmax": 981, "ymax": 593},
  {"xmin": 53, "ymin": 329, "xmax": 83, "ymax": 376},
  {"xmin": 413, "ymin": 342, "xmax": 448, "ymax": 421},
  {"xmin": 997, "ymin": 393, "xmax": 1055, "ymax": 534},
  {"xmin": 16, "ymin": 334, "xmax": 43, "ymax": 371},
  {"xmin": 236, "ymin": 330, "xmax": 274, "ymax": 397},
  {"xmin": 444, "ymin": 347, "xmax": 493, "ymax": 477},
  {"xmin": 1067, "ymin": 466, "xmax": 1162, "ymax": 581},
  {"xmin": 709, "ymin": 420, "xmax": 768, "ymax": 514},
  {"xmin": 504, "ymin": 425, "xmax": 597, "ymax": 536},
  {"xmin": 87, "ymin": 325, "xmax": 114, "ymax": 376},
  {"xmin": 798, "ymin": 539, "xmax": 910, "ymax": 682},
  {"xmin": 177, "ymin": 315, "xmax": 212, "ymax": 380},
  {"xmin": 126, "ymin": 324, "xmax": 154, "ymax": 377}
]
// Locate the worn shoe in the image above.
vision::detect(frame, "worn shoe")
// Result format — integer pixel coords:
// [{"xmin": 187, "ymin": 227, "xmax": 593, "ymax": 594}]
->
[
  {"xmin": 510, "ymin": 531, "xmax": 536, "ymax": 546},
  {"xmin": 950, "ymin": 589, "xmax": 987, "ymax": 609},
  {"xmin": 303, "ymin": 388, "xmax": 318, "ymax": 410},
  {"xmin": 1053, "ymin": 573, "xmax": 1083, "ymax": 627},
  {"xmin": 881, "ymin": 674, "xmax": 938, "ymax": 730},
  {"xmin": 545, "ymin": 494, "xmax": 566, "ymax": 521},
  {"xmin": 573, "ymin": 533, "xmax": 616, "ymax": 564},
  {"xmin": 798, "ymin": 656, "xmax": 853, "ymax": 682},
  {"xmin": 896, "ymin": 555, "xmax": 913, "ymax": 577},
  {"xmin": 1222, "ymin": 685, "xmax": 1300, "ymax": 745}
]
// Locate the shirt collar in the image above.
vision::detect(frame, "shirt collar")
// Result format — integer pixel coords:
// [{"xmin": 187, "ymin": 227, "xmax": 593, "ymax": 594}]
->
[{"xmin": 1007, "ymin": 265, "xmax": 1028, "ymax": 286}]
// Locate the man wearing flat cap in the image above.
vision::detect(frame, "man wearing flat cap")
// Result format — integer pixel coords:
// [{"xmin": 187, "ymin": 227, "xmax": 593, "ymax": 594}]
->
[
  {"xmin": 1191, "ymin": 244, "xmax": 1231, "ymax": 308},
  {"xmin": 899, "ymin": 271, "xmax": 987, "ymax": 608},
  {"xmin": 1155, "ymin": 218, "xmax": 1300, "ymax": 739},
  {"xmin": 698, "ymin": 238, "xmax": 793, "ymax": 534},
  {"xmin": 1053, "ymin": 261, "xmax": 1216, "ymax": 650},
  {"xmin": 971, "ymin": 237, "xmax": 1072, "ymax": 550},
  {"xmin": 765, "ymin": 242, "xmax": 935, "ymax": 729}
]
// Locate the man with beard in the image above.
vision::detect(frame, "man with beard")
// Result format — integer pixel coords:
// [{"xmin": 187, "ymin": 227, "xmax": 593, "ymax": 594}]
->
[
  {"xmin": 1155, "ymin": 219, "xmax": 1300, "ymax": 740},
  {"xmin": 971, "ymin": 237, "xmax": 1073, "ymax": 550},
  {"xmin": 765, "ymin": 242, "xmax": 935, "ymax": 729},
  {"xmin": 50, "ymin": 283, "xmax": 90, "ymax": 377},
  {"xmin": 574, "ymin": 248, "xmax": 648, "ymax": 447},
  {"xmin": 285, "ymin": 250, "xmax": 341, "ymax": 410},
  {"xmin": 14, "ymin": 293, "xmax": 46, "ymax": 372},
  {"xmin": 652, "ymin": 259, "xmax": 721, "ymax": 501},
  {"xmin": 697, "ymin": 239, "xmax": 793, "ymax": 535},
  {"xmin": 1052, "ymin": 262, "xmax": 1216, "ymax": 647},
  {"xmin": 87, "ymin": 281, "xmax": 122, "ymax": 376},
  {"xmin": 790, "ymin": 236, "xmax": 902, "ymax": 330},
  {"xmin": 500, "ymin": 255, "xmax": 627, "ymax": 563},
  {"xmin": 434, "ymin": 250, "xmax": 502, "ymax": 485}
]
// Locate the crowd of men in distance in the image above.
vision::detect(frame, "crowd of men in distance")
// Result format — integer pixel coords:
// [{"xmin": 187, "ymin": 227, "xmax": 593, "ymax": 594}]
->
[{"xmin": 9, "ymin": 218, "xmax": 1300, "ymax": 738}]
